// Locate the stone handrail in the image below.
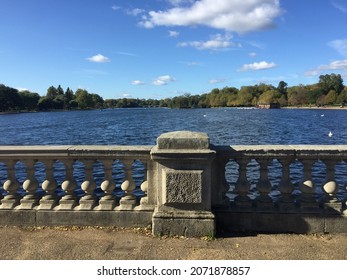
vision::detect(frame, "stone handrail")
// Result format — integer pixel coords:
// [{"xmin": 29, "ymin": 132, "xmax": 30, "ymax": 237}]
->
[
  {"xmin": 0, "ymin": 132, "xmax": 347, "ymax": 236},
  {"xmin": 0, "ymin": 145, "xmax": 154, "ymax": 211},
  {"xmin": 213, "ymin": 145, "xmax": 347, "ymax": 212}
]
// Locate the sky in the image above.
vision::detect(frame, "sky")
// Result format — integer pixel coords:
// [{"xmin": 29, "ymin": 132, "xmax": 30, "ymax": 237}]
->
[{"xmin": 0, "ymin": 0, "xmax": 346, "ymax": 100}]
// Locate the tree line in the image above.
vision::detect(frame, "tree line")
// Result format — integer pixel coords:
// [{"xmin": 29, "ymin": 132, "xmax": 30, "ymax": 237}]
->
[
  {"xmin": 1, "ymin": 73, "xmax": 346, "ymax": 112},
  {"xmin": 162, "ymin": 73, "xmax": 346, "ymax": 109},
  {"xmin": 0, "ymin": 84, "xmax": 105, "ymax": 112}
]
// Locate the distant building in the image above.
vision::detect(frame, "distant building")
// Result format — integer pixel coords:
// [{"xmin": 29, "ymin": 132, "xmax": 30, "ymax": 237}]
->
[{"xmin": 256, "ymin": 102, "xmax": 281, "ymax": 109}]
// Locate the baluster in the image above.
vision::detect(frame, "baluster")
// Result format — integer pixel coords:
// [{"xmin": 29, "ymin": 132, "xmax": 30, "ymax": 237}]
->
[
  {"xmin": 321, "ymin": 159, "xmax": 341, "ymax": 213},
  {"xmin": 139, "ymin": 161, "xmax": 149, "ymax": 207},
  {"xmin": 38, "ymin": 159, "xmax": 58, "ymax": 210},
  {"xmin": 98, "ymin": 159, "xmax": 116, "ymax": 210},
  {"xmin": 140, "ymin": 159, "xmax": 157, "ymax": 210},
  {"xmin": 211, "ymin": 157, "xmax": 230, "ymax": 208},
  {"xmin": 278, "ymin": 159, "xmax": 295, "ymax": 212},
  {"xmin": 0, "ymin": 160, "xmax": 20, "ymax": 209},
  {"xmin": 77, "ymin": 160, "xmax": 97, "ymax": 210},
  {"xmin": 139, "ymin": 160, "xmax": 156, "ymax": 210},
  {"xmin": 299, "ymin": 159, "xmax": 319, "ymax": 211},
  {"xmin": 58, "ymin": 159, "xmax": 77, "ymax": 210},
  {"xmin": 119, "ymin": 159, "xmax": 136, "ymax": 210},
  {"xmin": 234, "ymin": 158, "xmax": 252, "ymax": 209},
  {"xmin": 255, "ymin": 158, "xmax": 273, "ymax": 210},
  {"xmin": 19, "ymin": 159, "xmax": 39, "ymax": 209}
]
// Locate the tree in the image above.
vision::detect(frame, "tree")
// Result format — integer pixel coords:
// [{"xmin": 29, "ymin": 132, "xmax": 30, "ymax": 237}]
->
[
  {"xmin": 19, "ymin": 90, "xmax": 40, "ymax": 111},
  {"xmin": 37, "ymin": 96, "xmax": 54, "ymax": 110},
  {"xmin": 75, "ymin": 89, "xmax": 94, "ymax": 109},
  {"xmin": 277, "ymin": 81, "xmax": 288, "ymax": 95},
  {"xmin": 337, "ymin": 87, "xmax": 347, "ymax": 105},
  {"xmin": 318, "ymin": 73, "xmax": 344, "ymax": 94},
  {"xmin": 46, "ymin": 86, "xmax": 58, "ymax": 100},
  {"xmin": 287, "ymin": 86, "xmax": 308, "ymax": 106},
  {"xmin": 0, "ymin": 84, "xmax": 22, "ymax": 111},
  {"xmin": 237, "ymin": 89, "xmax": 253, "ymax": 106},
  {"xmin": 325, "ymin": 90, "xmax": 337, "ymax": 105},
  {"xmin": 258, "ymin": 90, "xmax": 278, "ymax": 104},
  {"xmin": 91, "ymin": 93, "xmax": 104, "ymax": 108},
  {"xmin": 64, "ymin": 87, "xmax": 74, "ymax": 109}
]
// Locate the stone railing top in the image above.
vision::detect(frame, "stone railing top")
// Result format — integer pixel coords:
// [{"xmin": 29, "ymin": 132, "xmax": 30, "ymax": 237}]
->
[
  {"xmin": 213, "ymin": 145, "xmax": 347, "ymax": 159},
  {"xmin": 0, "ymin": 145, "xmax": 152, "ymax": 160},
  {"xmin": 156, "ymin": 131, "xmax": 210, "ymax": 150}
]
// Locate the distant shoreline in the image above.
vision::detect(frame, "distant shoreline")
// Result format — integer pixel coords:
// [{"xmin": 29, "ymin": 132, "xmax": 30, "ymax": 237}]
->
[
  {"xmin": 283, "ymin": 106, "xmax": 347, "ymax": 110},
  {"xmin": 1, "ymin": 106, "xmax": 347, "ymax": 115}
]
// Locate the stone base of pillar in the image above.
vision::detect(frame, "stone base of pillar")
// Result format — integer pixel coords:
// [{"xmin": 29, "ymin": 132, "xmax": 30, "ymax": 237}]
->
[
  {"xmin": 18, "ymin": 196, "xmax": 39, "ymax": 210},
  {"xmin": 118, "ymin": 197, "xmax": 137, "ymax": 210},
  {"xmin": 56, "ymin": 196, "xmax": 78, "ymax": 210},
  {"xmin": 152, "ymin": 210, "xmax": 215, "ymax": 238},
  {"xmin": 321, "ymin": 201, "xmax": 343, "ymax": 214},
  {"xmin": 0, "ymin": 195, "xmax": 20, "ymax": 209},
  {"xmin": 76, "ymin": 196, "xmax": 97, "ymax": 211},
  {"xmin": 96, "ymin": 196, "xmax": 117, "ymax": 211},
  {"xmin": 37, "ymin": 198, "xmax": 58, "ymax": 210}
]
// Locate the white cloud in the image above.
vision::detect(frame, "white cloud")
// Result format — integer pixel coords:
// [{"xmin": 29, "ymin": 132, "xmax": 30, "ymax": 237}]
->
[
  {"xmin": 328, "ymin": 39, "xmax": 347, "ymax": 57},
  {"xmin": 178, "ymin": 33, "xmax": 240, "ymax": 50},
  {"xmin": 249, "ymin": 52, "xmax": 257, "ymax": 57},
  {"xmin": 132, "ymin": 80, "xmax": 146, "ymax": 85},
  {"xmin": 169, "ymin": 30, "xmax": 180, "ymax": 37},
  {"xmin": 111, "ymin": 5, "xmax": 121, "ymax": 11},
  {"xmin": 17, "ymin": 87, "xmax": 30, "ymax": 92},
  {"xmin": 139, "ymin": 0, "xmax": 282, "ymax": 33},
  {"xmin": 332, "ymin": 1, "xmax": 347, "ymax": 14},
  {"xmin": 117, "ymin": 51, "xmax": 137, "ymax": 57},
  {"xmin": 168, "ymin": 0, "xmax": 195, "ymax": 6},
  {"xmin": 238, "ymin": 61, "xmax": 277, "ymax": 71},
  {"xmin": 209, "ymin": 78, "xmax": 227, "ymax": 84},
  {"xmin": 186, "ymin": 61, "xmax": 203, "ymax": 66},
  {"xmin": 127, "ymin": 8, "xmax": 145, "ymax": 16},
  {"xmin": 305, "ymin": 59, "xmax": 347, "ymax": 76},
  {"xmin": 178, "ymin": 61, "xmax": 203, "ymax": 66},
  {"xmin": 152, "ymin": 75, "xmax": 176, "ymax": 86},
  {"xmin": 86, "ymin": 54, "xmax": 110, "ymax": 63}
]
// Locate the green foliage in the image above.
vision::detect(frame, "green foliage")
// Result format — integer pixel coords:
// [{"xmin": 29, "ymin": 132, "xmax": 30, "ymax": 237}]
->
[
  {"xmin": 0, "ymin": 73, "xmax": 346, "ymax": 112},
  {"xmin": 0, "ymin": 84, "xmax": 22, "ymax": 111},
  {"xmin": 277, "ymin": 81, "xmax": 288, "ymax": 95},
  {"xmin": 319, "ymin": 73, "xmax": 344, "ymax": 94}
]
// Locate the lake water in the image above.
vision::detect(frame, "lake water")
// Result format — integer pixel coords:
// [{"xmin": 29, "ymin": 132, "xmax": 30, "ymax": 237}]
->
[
  {"xmin": 0, "ymin": 107, "xmax": 346, "ymax": 146},
  {"xmin": 1, "ymin": 108, "xmax": 347, "ymax": 200}
]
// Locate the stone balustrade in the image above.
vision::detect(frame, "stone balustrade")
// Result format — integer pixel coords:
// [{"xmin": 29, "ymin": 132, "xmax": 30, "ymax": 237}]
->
[
  {"xmin": 213, "ymin": 145, "xmax": 347, "ymax": 233},
  {"xmin": 1, "ymin": 132, "xmax": 347, "ymax": 236}
]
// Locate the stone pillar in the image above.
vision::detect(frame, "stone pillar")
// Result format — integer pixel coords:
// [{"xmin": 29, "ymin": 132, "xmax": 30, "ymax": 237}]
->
[{"xmin": 151, "ymin": 131, "xmax": 216, "ymax": 237}]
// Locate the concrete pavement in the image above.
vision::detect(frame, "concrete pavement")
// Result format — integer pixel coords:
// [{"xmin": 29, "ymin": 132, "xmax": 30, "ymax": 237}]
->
[{"xmin": 0, "ymin": 226, "xmax": 346, "ymax": 260}]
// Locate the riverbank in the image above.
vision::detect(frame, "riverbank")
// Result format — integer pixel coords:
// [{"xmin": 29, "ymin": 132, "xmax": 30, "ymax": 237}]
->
[
  {"xmin": 283, "ymin": 105, "xmax": 346, "ymax": 110},
  {"xmin": 1, "ymin": 226, "xmax": 347, "ymax": 260}
]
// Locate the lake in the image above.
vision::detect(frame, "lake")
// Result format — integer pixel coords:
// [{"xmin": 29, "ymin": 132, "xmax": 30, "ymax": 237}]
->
[
  {"xmin": 0, "ymin": 107, "xmax": 346, "ymax": 146},
  {"xmin": 1, "ymin": 108, "xmax": 347, "ymax": 200}
]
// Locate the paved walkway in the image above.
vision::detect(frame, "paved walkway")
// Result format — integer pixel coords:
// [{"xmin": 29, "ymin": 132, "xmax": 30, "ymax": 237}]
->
[{"xmin": 1, "ymin": 226, "xmax": 347, "ymax": 260}]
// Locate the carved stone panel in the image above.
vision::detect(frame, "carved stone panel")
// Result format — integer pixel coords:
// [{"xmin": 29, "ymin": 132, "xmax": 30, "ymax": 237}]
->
[{"xmin": 163, "ymin": 169, "xmax": 203, "ymax": 204}]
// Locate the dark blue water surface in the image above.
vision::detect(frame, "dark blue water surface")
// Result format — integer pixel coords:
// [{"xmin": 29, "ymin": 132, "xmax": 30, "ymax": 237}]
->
[{"xmin": 0, "ymin": 108, "xmax": 346, "ymax": 145}]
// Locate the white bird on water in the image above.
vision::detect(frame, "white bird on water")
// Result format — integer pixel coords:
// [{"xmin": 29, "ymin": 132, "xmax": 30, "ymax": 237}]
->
[{"xmin": 328, "ymin": 131, "xmax": 333, "ymax": 137}]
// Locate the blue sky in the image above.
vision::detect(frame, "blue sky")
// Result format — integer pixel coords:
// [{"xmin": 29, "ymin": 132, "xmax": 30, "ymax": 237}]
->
[{"xmin": 0, "ymin": 0, "xmax": 346, "ymax": 100}]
